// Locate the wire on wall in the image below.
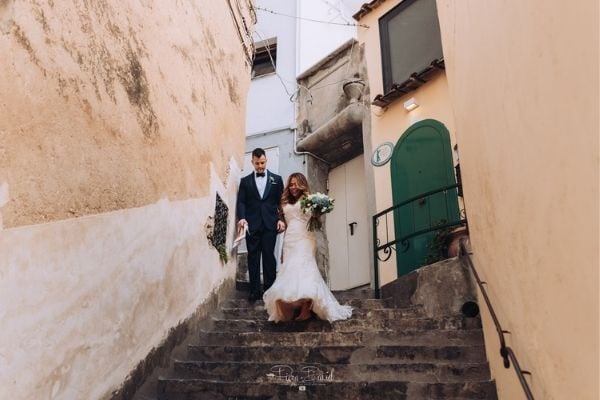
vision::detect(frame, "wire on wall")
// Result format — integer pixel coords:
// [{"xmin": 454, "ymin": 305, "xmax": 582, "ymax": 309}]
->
[
  {"xmin": 227, "ymin": 0, "xmax": 255, "ymax": 64},
  {"xmin": 255, "ymin": 6, "xmax": 370, "ymax": 29},
  {"xmin": 253, "ymin": 5, "xmax": 366, "ymax": 104},
  {"xmin": 254, "ymin": 30, "xmax": 314, "ymax": 104},
  {"xmin": 318, "ymin": 0, "xmax": 358, "ymax": 26}
]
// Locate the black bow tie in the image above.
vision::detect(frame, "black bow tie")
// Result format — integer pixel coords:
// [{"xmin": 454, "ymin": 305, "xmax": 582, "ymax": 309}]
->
[{"xmin": 256, "ymin": 172, "xmax": 265, "ymax": 178}]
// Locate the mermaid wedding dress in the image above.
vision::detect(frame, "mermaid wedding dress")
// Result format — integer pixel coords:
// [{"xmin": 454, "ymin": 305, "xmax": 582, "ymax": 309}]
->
[{"xmin": 263, "ymin": 201, "xmax": 353, "ymax": 322}]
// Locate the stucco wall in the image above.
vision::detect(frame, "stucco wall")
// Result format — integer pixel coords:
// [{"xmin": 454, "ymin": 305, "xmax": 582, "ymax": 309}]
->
[
  {"xmin": 0, "ymin": 165, "xmax": 241, "ymax": 400},
  {"xmin": 357, "ymin": 0, "xmax": 457, "ymax": 286},
  {"xmin": 297, "ymin": 40, "xmax": 364, "ymax": 140},
  {"xmin": 0, "ymin": 1, "xmax": 253, "ymax": 399},
  {"xmin": 0, "ymin": 0, "xmax": 251, "ymax": 228},
  {"xmin": 246, "ymin": 0, "xmax": 296, "ymax": 136},
  {"xmin": 436, "ymin": 1, "xmax": 598, "ymax": 399}
]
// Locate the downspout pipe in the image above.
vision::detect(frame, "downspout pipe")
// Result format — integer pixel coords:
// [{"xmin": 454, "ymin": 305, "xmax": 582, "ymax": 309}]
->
[{"xmin": 292, "ymin": 127, "xmax": 332, "ymax": 166}]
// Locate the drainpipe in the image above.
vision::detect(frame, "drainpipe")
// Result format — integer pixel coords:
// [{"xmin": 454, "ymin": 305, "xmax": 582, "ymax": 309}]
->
[{"xmin": 292, "ymin": 127, "xmax": 332, "ymax": 167}]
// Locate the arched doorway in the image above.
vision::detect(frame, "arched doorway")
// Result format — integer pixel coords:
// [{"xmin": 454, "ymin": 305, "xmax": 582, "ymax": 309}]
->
[{"xmin": 391, "ymin": 119, "xmax": 459, "ymax": 276}]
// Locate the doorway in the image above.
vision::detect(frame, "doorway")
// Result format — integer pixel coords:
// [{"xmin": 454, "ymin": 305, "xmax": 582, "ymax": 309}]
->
[
  {"xmin": 327, "ymin": 155, "xmax": 370, "ymax": 290},
  {"xmin": 391, "ymin": 119, "xmax": 459, "ymax": 276}
]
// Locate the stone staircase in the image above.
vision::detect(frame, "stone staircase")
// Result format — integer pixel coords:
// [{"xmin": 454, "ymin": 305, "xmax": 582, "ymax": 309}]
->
[{"xmin": 153, "ymin": 288, "xmax": 497, "ymax": 400}]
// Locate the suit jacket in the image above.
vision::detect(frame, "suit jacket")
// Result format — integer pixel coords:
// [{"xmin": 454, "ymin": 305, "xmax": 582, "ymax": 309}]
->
[{"xmin": 236, "ymin": 170, "xmax": 284, "ymax": 232}]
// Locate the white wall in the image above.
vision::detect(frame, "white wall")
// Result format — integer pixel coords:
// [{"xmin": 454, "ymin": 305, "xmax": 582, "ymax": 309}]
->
[
  {"xmin": 0, "ymin": 161, "xmax": 242, "ymax": 400},
  {"xmin": 297, "ymin": 0, "xmax": 362, "ymax": 73},
  {"xmin": 246, "ymin": 0, "xmax": 363, "ymax": 136},
  {"xmin": 246, "ymin": 0, "xmax": 298, "ymax": 135}
]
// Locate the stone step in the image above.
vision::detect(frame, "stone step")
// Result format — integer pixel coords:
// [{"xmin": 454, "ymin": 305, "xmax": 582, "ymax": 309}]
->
[
  {"xmin": 197, "ymin": 329, "xmax": 485, "ymax": 347},
  {"xmin": 234, "ymin": 283, "xmax": 376, "ymax": 300},
  {"xmin": 225, "ymin": 298, "xmax": 393, "ymax": 310},
  {"xmin": 172, "ymin": 360, "xmax": 491, "ymax": 383},
  {"xmin": 157, "ymin": 378, "xmax": 498, "ymax": 400},
  {"xmin": 219, "ymin": 306, "xmax": 425, "ymax": 320},
  {"xmin": 186, "ymin": 344, "xmax": 487, "ymax": 364},
  {"xmin": 211, "ymin": 316, "xmax": 481, "ymax": 333},
  {"xmin": 332, "ymin": 288, "xmax": 376, "ymax": 300}
]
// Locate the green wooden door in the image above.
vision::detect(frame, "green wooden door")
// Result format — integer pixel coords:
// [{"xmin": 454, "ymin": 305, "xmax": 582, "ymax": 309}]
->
[{"xmin": 391, "ymin": 119, "xmax": 459, "ymax": 276}]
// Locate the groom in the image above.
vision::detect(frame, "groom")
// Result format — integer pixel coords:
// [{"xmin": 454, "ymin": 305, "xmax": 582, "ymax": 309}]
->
[{"xmin": 236, "ymin": 148, "xmax": 286, "ymax": 303}]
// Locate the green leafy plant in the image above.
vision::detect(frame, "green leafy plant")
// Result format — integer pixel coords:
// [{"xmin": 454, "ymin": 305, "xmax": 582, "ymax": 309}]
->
[
  {"xmin": 217, "ymin": 245, "xmax": 229, "ymax": 264},
  {"xmin": 424, "ymin": 220, "xmax": 454, "ymax": 265}
]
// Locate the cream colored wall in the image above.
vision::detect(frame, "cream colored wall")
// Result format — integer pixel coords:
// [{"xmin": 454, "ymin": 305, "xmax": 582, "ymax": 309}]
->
[
  {"xmin": 0, "ymin": 0, "xmax": 252, "ymax": 228},
  {"xmin": 0, "ymin": 1, "xmax": 253, "ymax": 399},
  {"xmin": 357, "ymin": 1, "xmax": 457, "ymax": 285},
  {"xmin": 0, "ymin": 162, "xmax": 241, "ymax": 400},
  {"xmin": 436, "ymin": 1, "xmax": 599, "ymax": 399}
]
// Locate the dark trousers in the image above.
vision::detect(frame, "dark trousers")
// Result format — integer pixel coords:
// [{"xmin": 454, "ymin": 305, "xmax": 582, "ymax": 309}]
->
[{"xmin": 246, "ymin": 228, "xmax": 277, "ymax": 295}]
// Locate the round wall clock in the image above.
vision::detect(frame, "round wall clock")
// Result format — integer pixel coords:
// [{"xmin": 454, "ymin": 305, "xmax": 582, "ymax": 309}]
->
[{"xmin": 371, "ymin": 142, "xmax": 394, "ymax": 166}]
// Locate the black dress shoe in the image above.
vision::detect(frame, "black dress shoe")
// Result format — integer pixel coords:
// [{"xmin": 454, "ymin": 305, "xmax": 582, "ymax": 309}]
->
[{"xmin": 248, "ymin": 292, "xmax": 261, "ymax": 303}]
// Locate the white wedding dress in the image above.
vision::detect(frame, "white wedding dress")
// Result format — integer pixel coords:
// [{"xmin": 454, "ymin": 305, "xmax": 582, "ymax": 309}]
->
[{"xmin": 263, "ymin": 201, "xmax": 353, "ymax": 322}]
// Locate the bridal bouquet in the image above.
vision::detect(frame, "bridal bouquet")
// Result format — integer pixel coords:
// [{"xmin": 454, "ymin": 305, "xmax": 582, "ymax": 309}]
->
[{"xmin": 300, "ymin": 192, "xmax": 335, "ymax": 232}]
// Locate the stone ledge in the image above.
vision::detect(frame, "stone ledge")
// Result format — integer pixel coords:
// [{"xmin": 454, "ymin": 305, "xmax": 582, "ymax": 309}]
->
[
  {"xmin": 297, "ymin": 102, "xmax": 364, "ymax": 168},
  {"xmin": 381, "ymin": 257, "xmax": 478, "ymax": 318}
]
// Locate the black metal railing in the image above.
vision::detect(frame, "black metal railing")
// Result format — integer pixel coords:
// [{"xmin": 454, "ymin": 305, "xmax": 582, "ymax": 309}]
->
[
  {"xmin": 459, "ymin": 238, "xmax": 535, "ymax": 400},
  {"xmin": 372, "ymin": 183, "xmax": 466, "ymax": 299}
]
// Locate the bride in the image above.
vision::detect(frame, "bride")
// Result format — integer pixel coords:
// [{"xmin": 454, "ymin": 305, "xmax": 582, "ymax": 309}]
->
[{"xmin": 263, "ymin": 172, "xmax": 353, "ymax": 322}]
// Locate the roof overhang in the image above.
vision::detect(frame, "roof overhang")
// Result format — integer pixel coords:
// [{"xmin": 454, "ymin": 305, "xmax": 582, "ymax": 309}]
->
[{"xmin": 353, "ymin": 0, "xmax": 389, "ymax": 21}]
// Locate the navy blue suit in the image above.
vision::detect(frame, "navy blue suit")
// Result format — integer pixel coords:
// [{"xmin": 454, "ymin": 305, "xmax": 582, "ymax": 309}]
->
[{"xmin": 236, "ymin": 170, "xmax": 284, "ymax": 296}]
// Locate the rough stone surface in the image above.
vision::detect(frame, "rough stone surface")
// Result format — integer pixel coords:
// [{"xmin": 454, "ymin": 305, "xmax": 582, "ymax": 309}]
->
[
  {"xmin": 382, "ymin": 257, "xmax": 479, "ymax": 318},
  {"xmin": 131, "ymin": 284, "xmax": 497, "ymax": 399}
]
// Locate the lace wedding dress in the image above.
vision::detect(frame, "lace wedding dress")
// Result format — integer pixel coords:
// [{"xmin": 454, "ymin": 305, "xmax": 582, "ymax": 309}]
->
[{"xmin": 263, "ymin": 201, "xmax": 353, "ymax": 322}]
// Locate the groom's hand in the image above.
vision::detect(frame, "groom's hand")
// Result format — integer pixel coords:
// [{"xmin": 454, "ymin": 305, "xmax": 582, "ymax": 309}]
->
[{"xmin": 276, "ymin": 220, "xmax": 286, "ymax": 233}]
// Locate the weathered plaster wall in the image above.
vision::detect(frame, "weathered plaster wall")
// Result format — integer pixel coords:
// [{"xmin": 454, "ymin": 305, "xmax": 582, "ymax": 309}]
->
[
  {"xmin": 0, "ymin": 162, "xmax": 241, "ymax": 399},
  {"xmin": 0, "ymin": 0, "xmax": 252, "ymax": 228},
  {"xmin": 436, "ymin": 1, "xmax": 598, "ymax": 399},
  {"xmin": 297, "ymin": 40, "xmax": 364, "ymax": 138},
  {"xmin": 357, "ymin": 1, "xmax": 457, "ymax": 286},
  {"xmin": 0, "ymin": 0, "xmax": 254, "ymax": 399}
]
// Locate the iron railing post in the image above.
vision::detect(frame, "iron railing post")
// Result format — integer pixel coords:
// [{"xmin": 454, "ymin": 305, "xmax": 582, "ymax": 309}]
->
[{"xmin": 372, "ymin": 214, "xmax": 380, "ymax": 299}]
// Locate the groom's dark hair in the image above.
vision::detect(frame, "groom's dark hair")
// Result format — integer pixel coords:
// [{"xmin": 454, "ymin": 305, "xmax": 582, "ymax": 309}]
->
[{"xmin": 252, "ymin": 148, "xmax": 266, "ymax": 158}]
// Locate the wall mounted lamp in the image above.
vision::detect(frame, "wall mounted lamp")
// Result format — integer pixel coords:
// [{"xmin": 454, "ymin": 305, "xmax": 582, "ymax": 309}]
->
[{"xmin": 403, "ymin": 97, "xmax": 419, "ymax": 112}]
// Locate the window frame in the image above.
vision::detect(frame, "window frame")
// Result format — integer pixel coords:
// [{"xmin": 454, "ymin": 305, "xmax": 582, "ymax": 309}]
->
[
  {"xmin": 251, "ymin": 37, "xmax": 277, "ymax": 79},
  {"xmin": 378, "ymin": 0, "xmax": 442, "ymax": 94}
]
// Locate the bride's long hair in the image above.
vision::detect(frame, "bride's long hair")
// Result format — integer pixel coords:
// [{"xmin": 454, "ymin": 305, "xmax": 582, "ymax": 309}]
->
[{"xmin": 281, "ymin": 172, "xmax": 310, "ymax": 205}]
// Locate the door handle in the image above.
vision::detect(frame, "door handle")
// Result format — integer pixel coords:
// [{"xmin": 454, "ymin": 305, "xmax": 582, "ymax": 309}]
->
[{"xmin": 349, "ymin": 222, "xmax": 357, "ymax": 236}]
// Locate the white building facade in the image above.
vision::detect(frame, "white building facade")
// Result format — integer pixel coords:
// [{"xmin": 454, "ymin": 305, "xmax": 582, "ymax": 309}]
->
[{"xmin": 244, "ymin": 0, "xmax": 363, "ymax": 179}]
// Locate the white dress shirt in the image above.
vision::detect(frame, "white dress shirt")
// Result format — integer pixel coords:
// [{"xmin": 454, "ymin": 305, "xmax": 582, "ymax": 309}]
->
[{"xmin": 255, "ymin": 171, "xmax": 267, "ymax": 198}]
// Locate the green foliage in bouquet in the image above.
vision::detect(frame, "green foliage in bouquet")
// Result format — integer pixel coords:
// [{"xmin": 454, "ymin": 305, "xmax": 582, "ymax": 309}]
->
[{"xmin": 300, "ymin": 192, "xmax": 335, "ymax": 232}]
